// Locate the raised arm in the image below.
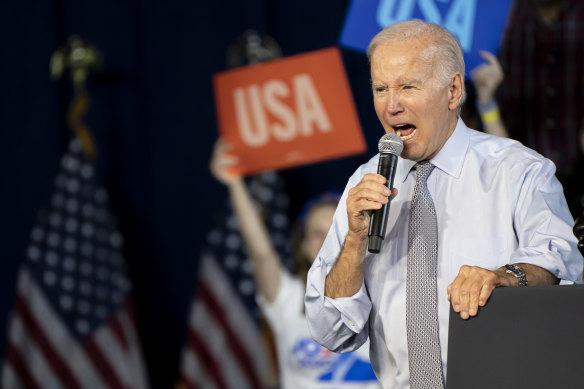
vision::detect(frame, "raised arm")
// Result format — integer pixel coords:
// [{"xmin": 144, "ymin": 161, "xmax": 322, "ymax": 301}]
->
[
  {"xmin": 210, "ymin": 139, "xmax": 282, "ymax": 303},
  {"xmin": 470, "ymin": 50, "xmax": 509, "ymax": 138}
]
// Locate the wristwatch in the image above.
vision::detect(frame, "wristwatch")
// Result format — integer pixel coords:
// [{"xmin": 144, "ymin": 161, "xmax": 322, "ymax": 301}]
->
[{"xmin": 504, "ymin": 264, "xmax": 527, "ymax": 286}]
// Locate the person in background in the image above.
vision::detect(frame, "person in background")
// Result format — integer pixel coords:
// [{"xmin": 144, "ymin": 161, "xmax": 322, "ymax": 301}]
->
[
  {"xmin": 497, "ymin": 0, "xmax": 584, "ymax": 216},
  {"xmin": 304, "ymin": 20, "xmax": 582, "ymax": 388},
  {"xmin": 468, "ymin": 50, "xmax": 508, "ymax": 138},
  {"xmin": 210, "ymin": 139, "xmax": 381, "ymax": 389}
]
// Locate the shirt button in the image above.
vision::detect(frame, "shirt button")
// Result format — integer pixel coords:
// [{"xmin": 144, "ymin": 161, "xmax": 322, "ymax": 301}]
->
[{"xmin": 349, "ymin": 320, "xmax": 355, "ymax": 326}]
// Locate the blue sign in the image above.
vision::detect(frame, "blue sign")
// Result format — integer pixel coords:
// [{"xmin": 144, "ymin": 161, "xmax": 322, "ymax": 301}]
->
[{"xmin": 339, "ymin": 0, "xmax": 512, "ymax": 72}]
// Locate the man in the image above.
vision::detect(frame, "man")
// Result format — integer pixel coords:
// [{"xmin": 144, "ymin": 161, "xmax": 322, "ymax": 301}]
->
[{"xmin": 304, "ymin": 20, "xmax": 582, "ymax": 389}]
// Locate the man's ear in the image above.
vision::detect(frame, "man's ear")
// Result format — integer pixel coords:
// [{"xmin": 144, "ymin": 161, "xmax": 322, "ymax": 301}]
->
[{"xmin": 448, "ymin": 72, "xmax": 464, "ymax": 110}]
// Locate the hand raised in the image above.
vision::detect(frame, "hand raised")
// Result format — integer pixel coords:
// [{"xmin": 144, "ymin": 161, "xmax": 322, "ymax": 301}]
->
[{"xmin": 209, "ymin": 138, "xmax": 242, "ymax": 185}]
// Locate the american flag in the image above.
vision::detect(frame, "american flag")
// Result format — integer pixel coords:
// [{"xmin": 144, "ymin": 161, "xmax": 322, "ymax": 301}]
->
[
  {"xmin": 1, "ymin": 137, "xmax": 149, "ymax": 388},
  {"xmin": 179, "ymin": 171, "xmax": 292, "ymax": 389}
]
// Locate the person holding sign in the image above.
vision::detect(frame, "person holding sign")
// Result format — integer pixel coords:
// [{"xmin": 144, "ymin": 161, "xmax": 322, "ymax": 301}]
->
[
  {"xmin": 304, "ymin": 20, "xmax": 582, "ymax": 388},
  {"xmin": 210, "ymin": 139, "xmax": 381, "ymax": 389}
]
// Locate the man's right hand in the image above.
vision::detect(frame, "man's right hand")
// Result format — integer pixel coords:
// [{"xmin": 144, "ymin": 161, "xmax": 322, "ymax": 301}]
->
[{"xmin": 346, "ymin": 173, "xmax": 398, "ymax": 241}]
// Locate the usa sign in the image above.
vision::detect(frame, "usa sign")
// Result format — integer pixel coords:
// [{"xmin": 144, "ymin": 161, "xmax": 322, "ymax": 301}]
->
[
  {"xmin": 339, "ymin": 0, "xmax": 513, "ymax": 71},
  {"xmin": 213, "ymin": 47, "xmax": 366, "ymax": 175}
]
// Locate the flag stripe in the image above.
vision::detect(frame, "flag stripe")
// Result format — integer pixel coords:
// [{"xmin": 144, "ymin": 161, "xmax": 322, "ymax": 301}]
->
[
  {"xmin": 190, "ymin": 298, "xmax": 253, "ymax": 389},
  {"xmin": 12, "ymin": 270, "xmax": 108, "ymax": 387},
  {"xmin": 180, "ymin": 339, "xmax": 224, "ymax": 389},
  {"xmin": 84, "ymin": 338, "xmax": 126, "ymax": 389},
  {"xmin": 2, "ymin": 138, "xmax": 149, "ymax": 389},
  {"xmin": 109, "ymin": 308, "xmax": 129, "ymax": 351},
  {"xmin": 187, "ymin": 329, "xmax": 228, "ymax": 389},
  {"xmin": 198, "ymin": 281, "xmax": 260, "ymax": 387},
  {"xmin": 6, "ymin": 317, "xmax": 63, "ymax": 389},
  {"xmin": 15, "ymin": 296, "xmax": 83, "ymax": 389},
  {"xmin": 198, "ymin": 256, "xmax": 269, "ymax": 374},
  {"xmin": 4, "ymin": 343, "xmax": 41, "ymax": 389},
  {"xmin": 118, "ymin": 309, "xmax": 149, "ymax": 389}
]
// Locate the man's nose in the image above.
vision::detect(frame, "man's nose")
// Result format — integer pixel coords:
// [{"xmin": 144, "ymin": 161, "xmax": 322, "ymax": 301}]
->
[{"xmin": 386, "ymin": 90, "xmax": 404, "ymax": 115}]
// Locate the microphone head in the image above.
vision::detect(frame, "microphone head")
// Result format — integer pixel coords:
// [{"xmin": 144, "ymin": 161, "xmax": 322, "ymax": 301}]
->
[{"xmin": 378, "ymin": 133, "xmax": 403, "ymax": 155}]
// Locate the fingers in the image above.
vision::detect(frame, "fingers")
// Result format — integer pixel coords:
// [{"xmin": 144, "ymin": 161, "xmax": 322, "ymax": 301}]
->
[
  {"xmin": 478, "ymin": 50, "xmax": 499, "ymax": 67},
  {"xmin": 448, "ymin": 266, "xmax": 499, "ymax": 320},
  {"xmin": 210, "ymin": 138, "xmax": 241, "ymax": 183},
  {"xmin": 346, "ymin": 174, "xmax": 397, "ymax": 235}
]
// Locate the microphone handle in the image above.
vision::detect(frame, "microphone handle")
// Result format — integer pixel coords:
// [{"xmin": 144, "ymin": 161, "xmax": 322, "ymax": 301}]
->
[{"xmin": 368, "ymin": 153, "xmax": 398, "ymax": 253}]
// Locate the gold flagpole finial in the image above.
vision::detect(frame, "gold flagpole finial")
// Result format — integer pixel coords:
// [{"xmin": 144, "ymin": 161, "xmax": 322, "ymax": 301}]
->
[{"xmin": 50, "ymin": 35, "xmax": 103, "ymax": 161}]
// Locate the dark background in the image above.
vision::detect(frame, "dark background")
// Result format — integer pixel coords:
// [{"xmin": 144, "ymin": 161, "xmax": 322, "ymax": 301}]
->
[{"xmin": 0, "ymin": 1, "xmax": 386, "ymax": 387}]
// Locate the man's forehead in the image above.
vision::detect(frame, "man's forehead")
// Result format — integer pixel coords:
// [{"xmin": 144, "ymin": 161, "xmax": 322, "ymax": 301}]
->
[{"xmin": 370, "ymin": 44, "xmax": 434, "ymax": 80}]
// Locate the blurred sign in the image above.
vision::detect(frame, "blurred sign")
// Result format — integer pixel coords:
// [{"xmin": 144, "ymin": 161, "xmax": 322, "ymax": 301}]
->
[
  {"xmin": 213, "ymin": 47, "xmax": 366, "ymax": 175},
  {"xmin": 339, "ymin": 0, "xmax": 512, "ymax": 71}
]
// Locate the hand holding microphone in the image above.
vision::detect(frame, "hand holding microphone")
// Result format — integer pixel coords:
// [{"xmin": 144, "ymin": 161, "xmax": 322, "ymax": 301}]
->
[{"xmin": 368, "ymin": 133, "xmax": 403, "ymax": 253}]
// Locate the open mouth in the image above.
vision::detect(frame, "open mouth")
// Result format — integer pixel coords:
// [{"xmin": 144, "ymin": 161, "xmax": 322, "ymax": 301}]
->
[{"xmin": 392, "ymin": 124, "xmax": 417, "ymax": 141}]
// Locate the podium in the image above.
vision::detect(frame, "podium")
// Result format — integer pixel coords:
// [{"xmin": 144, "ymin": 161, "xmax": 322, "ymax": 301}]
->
[{"xmin": 446, "ymin": 284, "xmax": 584, "ymax": 389}]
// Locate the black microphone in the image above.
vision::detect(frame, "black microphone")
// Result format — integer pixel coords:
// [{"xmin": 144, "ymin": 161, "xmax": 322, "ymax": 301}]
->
[{"xmin": 368, "ymin": 133, "xmax": 403, "ymax": 254}]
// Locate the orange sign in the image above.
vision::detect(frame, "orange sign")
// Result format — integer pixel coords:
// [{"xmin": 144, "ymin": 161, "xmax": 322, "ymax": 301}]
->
[{"xmin": 213, "ymin": 47, "xmax": 366, "ymax": 175}]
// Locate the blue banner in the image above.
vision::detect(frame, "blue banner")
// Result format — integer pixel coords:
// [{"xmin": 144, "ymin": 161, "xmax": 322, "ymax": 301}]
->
[{"xmin": 339, "ymin": 0, "xmax": 512, "ymax": 72}]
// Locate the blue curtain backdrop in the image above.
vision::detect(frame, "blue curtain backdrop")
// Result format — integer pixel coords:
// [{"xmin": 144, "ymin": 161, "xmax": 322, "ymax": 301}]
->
[{"xmin": 0, "ymin": 1, "xmax": 383, "ymax": 387}]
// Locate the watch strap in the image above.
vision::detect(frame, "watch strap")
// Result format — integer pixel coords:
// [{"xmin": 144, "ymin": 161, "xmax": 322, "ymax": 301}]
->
[{"xmin": 504, "ymin": 264, "xmax": 527, "ymax": 286}]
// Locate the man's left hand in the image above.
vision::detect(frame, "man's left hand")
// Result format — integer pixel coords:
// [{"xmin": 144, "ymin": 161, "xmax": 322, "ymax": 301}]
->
[{"xmin": 447, "ymin": 266, "xmax": 512, "ymax": 320}]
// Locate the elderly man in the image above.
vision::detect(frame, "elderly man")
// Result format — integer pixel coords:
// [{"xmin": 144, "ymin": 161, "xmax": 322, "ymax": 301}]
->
[{"xmin": 304, "ymin": 20, "xmax": 582, "ymax": 389}]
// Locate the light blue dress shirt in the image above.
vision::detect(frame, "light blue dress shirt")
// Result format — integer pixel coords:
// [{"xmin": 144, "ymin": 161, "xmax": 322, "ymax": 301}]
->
[{"xmin": 304, "ymin": 119, "xmax": 583, "ymax": 388}]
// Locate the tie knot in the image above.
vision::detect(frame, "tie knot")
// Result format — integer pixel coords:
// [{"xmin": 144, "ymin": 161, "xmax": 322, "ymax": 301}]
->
[{"xmin": 415, "ymin": 161, "xmax": 435, "ymax": 183}]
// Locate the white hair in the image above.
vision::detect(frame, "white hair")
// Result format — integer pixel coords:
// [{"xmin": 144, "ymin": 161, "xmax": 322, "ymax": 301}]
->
[{"xmin": 367, "ymin": 20, "xmax": 466, "ymax": 107}]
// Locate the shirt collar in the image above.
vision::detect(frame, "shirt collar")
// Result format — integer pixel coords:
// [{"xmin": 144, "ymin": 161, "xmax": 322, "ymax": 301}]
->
[{"xmin": 399, "ymin": 117, "xmax": 470, "ymax": 182}]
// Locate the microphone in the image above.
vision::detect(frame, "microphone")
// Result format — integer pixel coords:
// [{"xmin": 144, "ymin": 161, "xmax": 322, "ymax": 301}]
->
[{"xmin": 368, "ymin": 133, "xmax": 403, "ymax": 254}]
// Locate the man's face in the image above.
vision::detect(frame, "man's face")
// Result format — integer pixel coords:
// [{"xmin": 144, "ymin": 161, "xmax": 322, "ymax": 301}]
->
[{"xmin": 370, "ymin": 38, "xmax": 460, "ymax": 161}]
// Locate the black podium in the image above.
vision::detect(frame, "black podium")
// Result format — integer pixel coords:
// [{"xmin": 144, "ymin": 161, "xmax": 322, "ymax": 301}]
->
[{"xmin": 447, "ymin": 284, "xmax": 584, "ymax": 389}]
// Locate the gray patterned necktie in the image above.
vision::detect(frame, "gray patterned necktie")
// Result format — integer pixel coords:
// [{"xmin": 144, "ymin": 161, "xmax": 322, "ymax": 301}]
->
[{"xmin": 406, "ymin": 161, "xmax": 445, "ymax": 389}]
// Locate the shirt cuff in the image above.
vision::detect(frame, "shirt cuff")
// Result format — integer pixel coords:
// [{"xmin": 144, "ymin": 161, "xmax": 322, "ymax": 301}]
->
[{"xmin": 324, "ymin": 282, "xmax": 370, "ymax": 333}]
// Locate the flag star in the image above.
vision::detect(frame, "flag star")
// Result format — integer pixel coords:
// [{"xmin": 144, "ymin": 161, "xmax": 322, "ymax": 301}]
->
[
  {"xmin": 61, "ymin": 276, "xmax": 75, "ymax": 291},
  {"xmin": 60, "ymin": 295, "xmax": 74, "ymax": 310},
  {"xmin": 238, "ymin": 279, "xmax": 254, "ymax": 295},
  {"xmin": 31, "ymin": 227, "xmax": 45, "ymax": 242},
  {"xmin": 64, "ymin": 237, "xmax": 78, "ymax": 253},
  {"xmin": 80, "ymin": 163, "xmax": 93, "ymax": 179},
  {"xmin": 66, "ymin": 179, "xmax": 80, "ymax": 194},
  {"xmin": 81, "ymin": 203, "xmax": 95, "ymax": 218},
  {"xmin": 94, "ymin": 188, "xmax": 108, "ymax": 204},
  {"xmin": 27, "ymin": 246, "xmax": 41, "ymax": 261},
  {"xmin": 224, "ymin": 254, "xmax": 239, "ymax": 269},
  {"xmin": 206, "ymin": 229, "xmax": 222, "ymax": 245},
  {"xmin": 45, "ymin": 251, "xmax": 59, "ymax": 266},
  {"xmin": 43, "ymin": 271, "xmax": 57, "ymax": 286},
  {"xmin": 80, "ymin": 262, "xmax": 92, "ymax": 276},
  {"xmin": 52, "ymin": 193, "xmax": 65, "ymax": 208},
  {"xmin": 80, "ymin": 242, "xmax": 94, "ymax": 257},
  {"xmin": 49, "ymin": 212, "xmax": 63, "ymax": 228},
  {"xmin": 272, "ymin": 213, "xmax": 288, "ymax": 228},
  {"xmin": 77, "ymin": 300, "xmax": 90, "ymax": 314},
  {"xmin": 76, "ymin": 320, "xmax": 89, "ymax": 334},
  {"xmin": 65, "ymin": 218, "xmax": 79, "ymax": 233},
  {"xmin": 226, "ymin": 234, "xmax": 241, "ymax": 250},
  {"xmin": 79, "ymin": 280, "xmax": 92, "ymax": 295},
  {"xmin": 63, "ymin": 256, "xmax": 76, "ymax": 271},
  {"xmin": 47, "ymin": 232, "xmax": 61, "ymax": 248},
  {"xmin": 66, "ymin": 198, "xmax": 79, "ymax": 213}
]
